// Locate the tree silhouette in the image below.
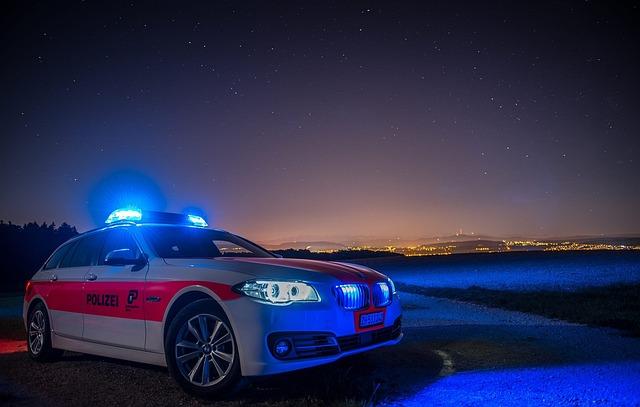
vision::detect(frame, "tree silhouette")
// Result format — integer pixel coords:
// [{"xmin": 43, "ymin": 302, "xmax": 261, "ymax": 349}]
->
[{"xmin": 0, "ymin": 221, "xmax": 78, "ymax": 292}]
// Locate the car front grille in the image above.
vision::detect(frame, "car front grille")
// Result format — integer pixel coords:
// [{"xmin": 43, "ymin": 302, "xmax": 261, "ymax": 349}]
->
[
  {"xmin": 333, "ymin": 283, "xmax": 369, "ymax": 310},
  {"xmin": 268, "ymin": 318, "xmax": 402, "ymax": 360},
  {"xmin": 337, "ymin": 317, "xmax": 402, "ymax": 352},
  {"xmin": 292, "ymin": 334, "xmax": 339, "ymax": 358},
  {"xmin": 372, "ymin": 281, "xmax": 392, "ymax": 307}
]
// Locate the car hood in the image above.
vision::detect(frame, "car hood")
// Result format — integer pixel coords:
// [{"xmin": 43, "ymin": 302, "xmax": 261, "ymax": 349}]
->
[{"xmin": 163, "ymin": 257, "xmax": 386, "ymax": 284}]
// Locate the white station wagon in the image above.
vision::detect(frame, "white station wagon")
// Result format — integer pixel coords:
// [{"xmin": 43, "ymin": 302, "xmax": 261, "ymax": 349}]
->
[{"xmin": 24, "ymin": 209, "xmax": 402, "ymax": 396}]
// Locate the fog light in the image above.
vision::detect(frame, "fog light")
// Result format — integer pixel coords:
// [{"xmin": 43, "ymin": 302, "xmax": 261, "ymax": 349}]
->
[{"xmin": 273, "ymin": 339, "xmax": 291, "ymax": 357}]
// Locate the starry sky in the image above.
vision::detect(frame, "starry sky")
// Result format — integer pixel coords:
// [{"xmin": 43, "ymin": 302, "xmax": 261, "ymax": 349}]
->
[{"xmin": 1, "ymin": 1, "xmax": 639, "ymax": 243}]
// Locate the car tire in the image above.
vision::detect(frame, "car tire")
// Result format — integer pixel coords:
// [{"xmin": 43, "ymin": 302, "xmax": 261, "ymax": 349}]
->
[
  {"xmin": 27, "ymin": 302, "xmax": 63, "ymax": 361},
  {"xmin": 165, "ymin": 299, "xmax": 243, "ymax": 398}
]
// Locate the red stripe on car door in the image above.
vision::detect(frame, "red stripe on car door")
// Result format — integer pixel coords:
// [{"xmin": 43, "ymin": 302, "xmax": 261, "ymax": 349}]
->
[
  {"xmin": 27, "ymin": 280, "xmax": 239, "ymax": 322},
  {"xmin": 143, "ymin": 281, "xmax": 240, "ymax": 322}
]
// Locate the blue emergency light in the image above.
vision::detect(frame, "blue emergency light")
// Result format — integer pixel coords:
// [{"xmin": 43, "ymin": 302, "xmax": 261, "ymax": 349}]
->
[
  {"xmin": 105, "ymin": 208, "xmax": 142, "ymax": 224},
  {"xmin": 186, "ymin": 214, "xmax": 208, "ymax": 227},
  {"xmin": 105, "ymin": 208, "xmax": 208, "ymax": 227}
]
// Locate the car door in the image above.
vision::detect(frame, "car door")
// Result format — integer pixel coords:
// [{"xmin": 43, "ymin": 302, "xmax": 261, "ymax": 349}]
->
[
  {"xmin": 82, "ymin": 227, "xmax": 147, "ymax": 350},
  {"xmin": 47, "ymin": 233, "xmax": 104, "ymax": 339}
]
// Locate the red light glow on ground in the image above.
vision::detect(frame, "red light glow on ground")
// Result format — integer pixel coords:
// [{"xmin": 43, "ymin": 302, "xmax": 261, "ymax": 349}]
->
[{"xmin": 0, "ymin": 339, "xmax": 26, "ymax": 354}]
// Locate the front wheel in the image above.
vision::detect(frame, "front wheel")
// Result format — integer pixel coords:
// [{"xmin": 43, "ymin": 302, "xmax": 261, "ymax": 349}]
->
[
  {"xmin": 27, "ymin": 302, "xmax": 62, "ymax": 361},
  {"xmin": 165, "ymin": 299, "xmax": 241, "ymax": 398}
]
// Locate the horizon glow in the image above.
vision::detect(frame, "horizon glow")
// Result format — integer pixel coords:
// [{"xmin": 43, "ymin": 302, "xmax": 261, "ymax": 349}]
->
[{"xmin": 1, "ymin": 3, "xmax": 639, "ymax": 242}]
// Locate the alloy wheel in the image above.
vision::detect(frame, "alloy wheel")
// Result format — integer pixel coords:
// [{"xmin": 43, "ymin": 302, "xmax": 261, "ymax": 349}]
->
[
  {"xmin": 174, "ymin": 314, "xmax": 235, "ymax": 387},
  {"xmin": 29, "ymin": 310, "xmax": 45, "ymax": 355}
]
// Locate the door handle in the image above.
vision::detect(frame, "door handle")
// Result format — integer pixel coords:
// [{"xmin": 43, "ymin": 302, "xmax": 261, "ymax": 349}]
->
[
  {"xmin": 86, "ymin": 273, "xmax": 98, "ymax": 281},
  {"xmin": 50, "ymin": 274, "xmax": 58, "ymax": 282}
]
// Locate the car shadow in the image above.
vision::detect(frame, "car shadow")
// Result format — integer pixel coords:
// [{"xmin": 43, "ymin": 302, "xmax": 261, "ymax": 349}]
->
[
  {"xmin": 242, "ymin": 337, "xmax": 443, "ymax": 404},
  {"xmin": 52, "ymin": 330, "xmax": 445, "ymax": 404}
]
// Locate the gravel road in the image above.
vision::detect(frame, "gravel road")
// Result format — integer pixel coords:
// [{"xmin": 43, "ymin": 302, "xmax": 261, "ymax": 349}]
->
[
  {"xmin": 2, "ymin": 288, "xmax": 640, "ymax": 406},
  {"xmin": 388, "ymin": 292, "xmax": 640, "ymax": 406}
]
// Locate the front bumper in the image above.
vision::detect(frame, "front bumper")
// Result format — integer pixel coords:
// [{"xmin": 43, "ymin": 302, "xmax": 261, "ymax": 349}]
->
[{"xmin": 223, "ymin": 293, "xmax": 403, "ymax": 376}]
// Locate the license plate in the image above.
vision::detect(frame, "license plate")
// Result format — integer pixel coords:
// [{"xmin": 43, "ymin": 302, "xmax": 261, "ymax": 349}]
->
[{"xmin": 359, "ymin": 311, "xmax": 384, "ymax": 328}]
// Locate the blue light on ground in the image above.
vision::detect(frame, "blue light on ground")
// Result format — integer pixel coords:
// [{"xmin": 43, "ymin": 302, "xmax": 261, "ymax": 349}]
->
[
  {"xmin": 393, "ymin": 362, "xmax": 640, "ymax": 406},
  {"xmin": 358, "ymin": 253, "xmax": 640, "ymax": 407},
  {"xmin": 364, "ymin": 252, "xmax": 640, "ymax": 292}
]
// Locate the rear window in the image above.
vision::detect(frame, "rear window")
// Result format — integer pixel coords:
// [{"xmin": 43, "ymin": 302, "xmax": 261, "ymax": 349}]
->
[
  {"xmin": 59, "ymin": 240, "xmax": 79, "ymax": 268},
  {"xmin": 61, "ymin": 233, "xmax": 106, "ymax": 268},
  {"xmin": 141, "ymin": 226, "xmax": 273, "ymax": 259},
  {"xmin": 43, "ymin": 243, "xmax": 72, "ymax": 270}
]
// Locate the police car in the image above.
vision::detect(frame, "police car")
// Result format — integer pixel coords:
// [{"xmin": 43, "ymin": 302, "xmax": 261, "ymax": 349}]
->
[{"xmin": 24, "ymin": 209, "xmax": 402, "ymax": 396}]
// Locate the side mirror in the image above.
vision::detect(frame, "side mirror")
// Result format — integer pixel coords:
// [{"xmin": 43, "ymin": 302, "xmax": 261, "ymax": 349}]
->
[{"xmin": 104, "ymin": 248, "xmax": 146, "ymax": 267}]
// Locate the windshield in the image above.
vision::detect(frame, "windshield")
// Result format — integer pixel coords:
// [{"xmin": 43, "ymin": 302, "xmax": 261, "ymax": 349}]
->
[{"xmin": 140, "ymin": 226, "xmax": 274, "ymax": 259}]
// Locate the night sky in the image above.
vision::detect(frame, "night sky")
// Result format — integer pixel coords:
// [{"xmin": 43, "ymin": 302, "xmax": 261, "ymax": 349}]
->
[{"xmin": 2, "ymin": 1, "xmax": 639, "ymax": 243}]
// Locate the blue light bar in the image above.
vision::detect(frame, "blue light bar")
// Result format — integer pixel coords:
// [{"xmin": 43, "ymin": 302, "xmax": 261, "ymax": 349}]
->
[
  {"xmin": 187, "ymin": 214, "xmax": 208, "ymax": 227},
  {"xmin": 105, "ymin": 208, "xmax": 142, "ymax": 224},
  {"xmin": 104, "ymin": 208, "xmax": 209, "ymax": 227}
]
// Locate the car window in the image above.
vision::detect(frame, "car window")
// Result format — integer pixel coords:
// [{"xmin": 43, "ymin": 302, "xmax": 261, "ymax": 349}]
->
[
  {"xmin": 98, "ymin": 228, "xmax": 140, "ymax": 265},
  {"xmin": 62, "ymin": 233, "xmax": 106, "ymax": 268},
  {"xmin": 43, "ymin": 243, "xmax": 72, "ymax": 270},
  {"xmin": 213, "ymin": 240, "xmax": 254, "ymax": 257},
  {"xmin": 59, "ymin": 240, "xmax": 79, "ymax": 268},
  {"xmin": 141, "ymin": 226, "xmax": 274, "ymax": 259}
]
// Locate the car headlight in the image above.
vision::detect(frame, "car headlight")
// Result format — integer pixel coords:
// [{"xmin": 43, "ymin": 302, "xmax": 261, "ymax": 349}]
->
[
  {"xmin": 234, "ymin": 280, "xmax": 320, "ymax": 304},
  {"xmin": 387, "ymin": 277, "xmax": 397, "ymax": 294}
]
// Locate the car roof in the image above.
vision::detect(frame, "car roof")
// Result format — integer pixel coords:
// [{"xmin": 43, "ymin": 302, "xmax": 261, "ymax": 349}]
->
[{"xmin": 72, "ymin": 223, "xmax": 229, "ymax": 241}]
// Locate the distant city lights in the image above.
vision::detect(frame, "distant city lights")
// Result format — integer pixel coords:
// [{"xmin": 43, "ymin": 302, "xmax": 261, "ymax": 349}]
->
[{"xmin": 306, "ymin": 240, "xmax": 640, "ymax": 256}]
